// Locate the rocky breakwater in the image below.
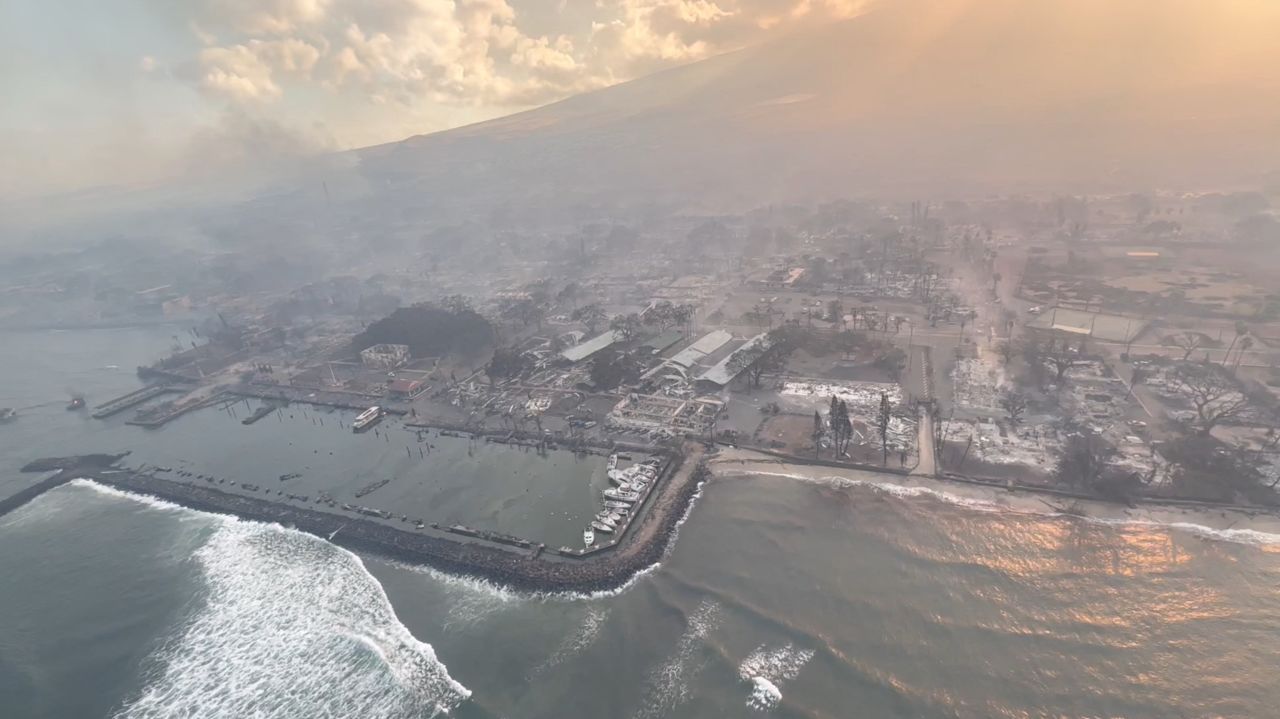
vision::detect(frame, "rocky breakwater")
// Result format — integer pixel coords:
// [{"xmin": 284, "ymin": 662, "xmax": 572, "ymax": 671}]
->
[{"xmin": 18, "ymin": 448, "xmax": 707, "ymax": 594}]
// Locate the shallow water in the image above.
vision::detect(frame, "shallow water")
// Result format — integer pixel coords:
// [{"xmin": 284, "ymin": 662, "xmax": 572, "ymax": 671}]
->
[{"xmin": 6, "ymin": 328, "xmax": 1280, "ymax": 718}]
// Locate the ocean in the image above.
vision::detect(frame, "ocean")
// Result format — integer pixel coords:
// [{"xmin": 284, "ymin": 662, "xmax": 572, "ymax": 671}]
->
[{"xmin": 4, "ymin": 327, "xmax": 1280, "ymax": 718}]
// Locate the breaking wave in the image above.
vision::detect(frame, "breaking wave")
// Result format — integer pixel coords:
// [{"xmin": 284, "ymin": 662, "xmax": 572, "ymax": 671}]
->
[
  {"xmin": 740, "ymin": 470, "xmax": 1280, "ymax": 547},
  {"xmin": 87, "ymin": 485, "xmax": 471, "ymax": 719},
  {"xmin": 737, "ymin": 643, "xmax": 815, "ymax": 711},
  {"xmin": 70, "ymin": 478, "xmax": 189, "ymax": 514},
  {"xmin": 634, "ymin": 599, "xmax": 722, "ymax": 719}
]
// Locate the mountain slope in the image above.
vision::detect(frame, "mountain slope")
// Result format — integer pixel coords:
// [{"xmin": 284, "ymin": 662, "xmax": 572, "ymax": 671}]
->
[{"xmin": 355, "ymin": 0, "xmax": 1280, "ymax": 210}]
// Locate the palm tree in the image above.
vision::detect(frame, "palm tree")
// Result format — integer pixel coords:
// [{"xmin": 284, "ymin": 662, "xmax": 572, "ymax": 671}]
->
[
  {"xmin": 1234, "ymin": 336, "xmax": 1254, "ymax": 372},
  {"xmin": 1222, "ymin": 321, "xmax": 1247, "ymax": 367}
]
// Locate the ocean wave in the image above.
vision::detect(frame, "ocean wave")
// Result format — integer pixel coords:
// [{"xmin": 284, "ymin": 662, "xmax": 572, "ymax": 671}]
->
[
  {"xmin": 737, "ymin": 470, "xmax": 1280, "ymax": 547},
  {"xmin": 743, "ymin": 469, "xmax": 1004, "ymax": 512},
  {"xmin": 634, "ymin": 599, "xmax": 722, "ymax": 719},
  {"xmin": 96, "ymin": 494, "xmax": 470, "ymax": 718},
  {"xmin": 70, "ymin": 477, "xmax": 190, "ymax": 514},
  {"xmin": 747, "ymin": 677, "xmax": 782, "ymax": 711},
  {"xmin": 529, "ymin": 606, "xmax": 610, "ymax": 678},
  {"xmin": 737, "ymin": 643, "xmax": 814, "ymax": 711}
]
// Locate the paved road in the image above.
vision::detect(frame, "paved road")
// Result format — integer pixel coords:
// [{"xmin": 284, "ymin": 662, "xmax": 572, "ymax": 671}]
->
[{"xmin": 914, "ymin": 407, "xmax": 937, "ymax": 477}]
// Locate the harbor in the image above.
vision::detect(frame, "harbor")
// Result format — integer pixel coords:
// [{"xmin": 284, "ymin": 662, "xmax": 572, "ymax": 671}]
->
[{"xmin": 14, "ymin": 447, "xmax": 705, "ymax": 593}]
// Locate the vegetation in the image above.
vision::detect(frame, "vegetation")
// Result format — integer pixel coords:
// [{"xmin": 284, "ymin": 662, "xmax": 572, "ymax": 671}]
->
[
  {"xmin": 999, "ymin": 389, "xmax": 1028, "ymax": 425},
  {"xmin": 1054, "ymin": 432, "xmax": 1117, "ymax": 489},
  {"xmin": 486, "ymin": 347, "xmax": 532, "ymax": 385},
  {"xmin": 353, "ymin": 302, "xmax": 493, "ymax": 358},
  {"xmin": 727, "ymin": 327, "xmax": 803, "ymax": 389},
  {"xmin": 588, "ymin": 349, "xmax": 638, "ymax": 390},
  {"xmin": 1169, "ymin": 362, "xmax": 1251, "ymax": 434}
]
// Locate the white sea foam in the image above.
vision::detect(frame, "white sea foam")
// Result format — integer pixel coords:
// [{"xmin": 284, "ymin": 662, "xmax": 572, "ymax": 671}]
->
[
  {"xmin": 70, "ymin": 478, "xmax": 190, "ymax": 514},
  {"xmin": 737, "ymin": 643, "xmax": 814, "ymax": 711},
  {"xmin": 530, "ymin": 606, "xmax": 610, "ymax": 677},
  {"xmin": 739, "ymin": 470, "xmax": 1280, "ymax": 547},
  {"xmin": 106, "ymin": 508, "xmax": 469, "ymax": 718},
  {"xmin": 634, "ymin": 599, "xmax": 722, "ymax": 719},
  {"xmin": 747, "ymin": 677, "xmax": 782, "ymax": 711},
  {"xmin": 745, "ymin": 469, "xmax": 1003, "ymax": 512}
]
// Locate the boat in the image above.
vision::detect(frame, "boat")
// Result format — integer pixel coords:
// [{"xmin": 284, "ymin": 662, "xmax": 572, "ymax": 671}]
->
[
  {"xmin": 583, "ymin": 527, "xmax": 595, "ymax": 547},
  {"xmin": 591, "ymin": 521, "xmax": 614, "ymax": 534},
  {"xmin": 603, "ymin": 500, "xmax": 632, "ymax": 509},
  {"xmin": 607, "ymin": 453, "xmax": 618, "ymax": 470},
  {"xmin": 603, "ymin": 488, "xmax": 640, "ymax": 502},
  {"xmin": 66, "ymin": 396, "xmax": 86, "ymax": 411},
  {"xmin": 352, "ymin": 406, "xmax": 384, "ymax": 432},
  {"xmin": 595, "ymin": 512, "xmax": 618, "ymax": 527},
  {"xmin": 0, "ymin": 408, "xmax": 15, "ymax": 423}
]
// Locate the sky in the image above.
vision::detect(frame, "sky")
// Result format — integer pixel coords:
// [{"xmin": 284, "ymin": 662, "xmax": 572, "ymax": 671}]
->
[{"xmin": 0, "ymin": 0, "xmax": 868, "ymax": 200}]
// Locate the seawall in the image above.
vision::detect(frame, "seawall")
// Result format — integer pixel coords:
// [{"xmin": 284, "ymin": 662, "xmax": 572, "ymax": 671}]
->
[{"xmin": 14, "ymin": 449, "xmax": 706, "ymax": 594}]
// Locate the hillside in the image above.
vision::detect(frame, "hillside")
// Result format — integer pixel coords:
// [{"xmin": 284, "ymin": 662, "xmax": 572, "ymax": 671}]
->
[{"xmin": 351, "ymin": 0, "xmax": 1280, "ymax": 211}]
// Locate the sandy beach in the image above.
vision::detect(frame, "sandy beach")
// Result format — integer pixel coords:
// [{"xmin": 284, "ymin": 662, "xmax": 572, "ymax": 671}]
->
[{"xmin": 711, "ymin": 448, "xmax": 1280, "ymax": 543}]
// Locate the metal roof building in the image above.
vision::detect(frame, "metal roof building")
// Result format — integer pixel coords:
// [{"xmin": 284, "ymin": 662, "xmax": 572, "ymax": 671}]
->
[
  {"xmin": 696, "ymin": 332, "xmax": 769, "ymax": 388},
  {"xmin": 560, "ymin": 330, "xmax": 621, "ymax": 363},
  {"xmin": 641, "ymin": 330, "xmax": 685, "ymax": 354},
  {"xmin": 667, "ymin": 330, "xmax": 734, "ymax": 368}
]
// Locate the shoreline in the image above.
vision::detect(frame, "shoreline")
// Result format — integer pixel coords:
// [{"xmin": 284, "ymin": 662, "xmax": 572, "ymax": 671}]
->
[{"xmin": 712, "ymin": 448, "xmax": 1280, "ymax": 541}]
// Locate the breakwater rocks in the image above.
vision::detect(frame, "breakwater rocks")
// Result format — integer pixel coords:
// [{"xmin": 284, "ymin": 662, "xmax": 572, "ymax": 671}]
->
[{"xmin": 17, "ymin": 450, "xmax": 705, "ymax": 594}]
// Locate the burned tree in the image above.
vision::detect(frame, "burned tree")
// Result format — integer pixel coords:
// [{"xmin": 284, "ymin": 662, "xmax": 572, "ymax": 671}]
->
[
  {"xmin": 1166, "ymin": 331, "xmax": 1205, "ymax": 362},
  {"xmin": 999, "ymin": 389, "xmax": 1028, "ymax": 426},
  {"xmin": 1043, "ymin": 334, "xmax": 1082, "ymax": 383},
  {"xmin": 1170, "ymin": 363, "xmax": 1250, "ymax": 434},
  {"xmin": 1054, "ymin": 432, "xmax": 1117, "ymax": 489},
  {"xmin": 571, "ymin": 303, "xmax": 608, "ymax": 334},
  {"xmin": 877, "ymin": 392, "xmax": 892, "ymax": 466},
  {"xmin": 727, "ymin": 329, "xmax": 799, "ymax": 389},
  {"xmin": 609, "ymin": 313, "xmax": 643, "ymax": 342},
  {"xmin": 828, "ymin": 396, "xmax": 854, "ymax": 457}
]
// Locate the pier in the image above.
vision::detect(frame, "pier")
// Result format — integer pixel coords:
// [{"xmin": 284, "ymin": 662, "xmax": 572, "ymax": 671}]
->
[
  {"xmin": 227, "ymin": 384, "xmax": 409, "ymax": 415},
  {"xmin": 90, "ymin": 385, "xmax": 183, "ymax": 419}
]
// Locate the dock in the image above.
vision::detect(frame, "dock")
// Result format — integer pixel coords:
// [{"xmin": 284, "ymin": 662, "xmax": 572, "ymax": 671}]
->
[
  {"xmin": 227, "ymin": 384, "xmax": 409, "ymax": 415},
  {"xmin": 91, "ymin": 385, "xmax": 182, "ymax": 419}
]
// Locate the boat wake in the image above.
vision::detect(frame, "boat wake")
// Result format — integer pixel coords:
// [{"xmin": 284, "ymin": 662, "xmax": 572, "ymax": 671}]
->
[
  {"xmin": 634, "ymin": 599, "xmax": 722, "ymax": 719},
  {"xmin": 737, "ymin": 643, "xmax": 814, "ymax": 711},
  {"xmin": 82, "ymin": 484, "xmax": 472, "ymax": 719},
  {"xmin": 741, "ymin": 470, "xmax": 1280, "ymax": 547}
]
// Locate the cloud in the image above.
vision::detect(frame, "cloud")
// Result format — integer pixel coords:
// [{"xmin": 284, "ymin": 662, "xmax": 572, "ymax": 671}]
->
[
  {"xmin": 200, "ymin": 0, "xmax": 332, "ymax": 35},
  {"xmin": 196, "ymin": 38, "xmax": 322, "ymax": 102},
  {"xmin": 179, "ymin": 0, "xmax": 871, "ymax": 111}
]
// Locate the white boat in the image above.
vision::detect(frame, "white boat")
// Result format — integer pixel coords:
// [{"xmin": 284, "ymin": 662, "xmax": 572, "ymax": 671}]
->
[
  {"xmin": 583, "ymin": 527, "xmax": 595, "ymax": 547},
  {"xmin": 352, "ymin": 406, "xmax": 383, "ymax": 432},
  {"xmin": 595, "ymin": 513, "xmax": 618, "ymax": 528},
  {"xmin": 591, "ymin": 521, "xmax": 614, "ymax": 534},
  {"xmin": 603, "ymin": 488, "xmax": 640, "ymax": 502},
  {"xmin": 607, "ymin": 453, "xmax": 618, "ymax": 470},
  {"xmin": 603, "ymin": 500, "xmax": 631, "ymax": 509}
]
